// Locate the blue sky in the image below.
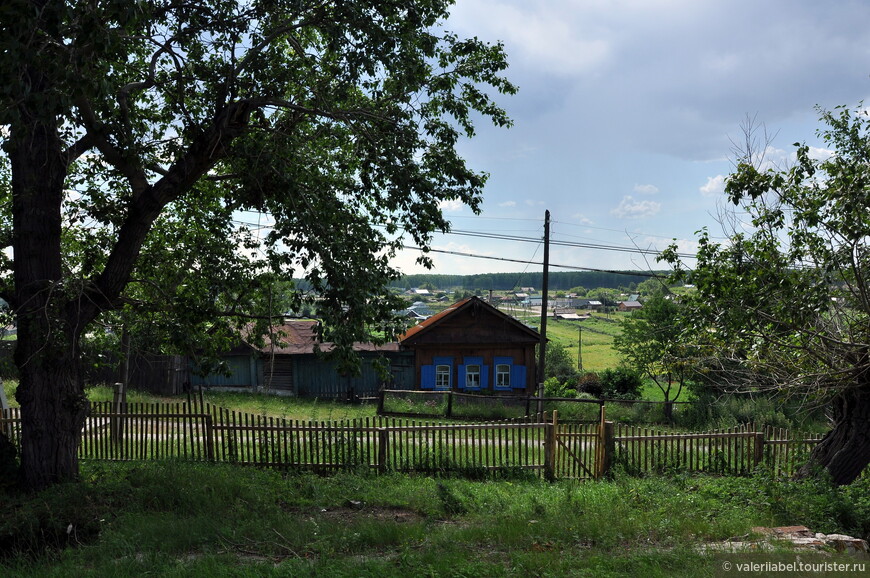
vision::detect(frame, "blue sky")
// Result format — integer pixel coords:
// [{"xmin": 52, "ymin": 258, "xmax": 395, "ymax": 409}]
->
[{"xmin": 391, "ymin": 0, "xmax": 870, "ymax": 276}]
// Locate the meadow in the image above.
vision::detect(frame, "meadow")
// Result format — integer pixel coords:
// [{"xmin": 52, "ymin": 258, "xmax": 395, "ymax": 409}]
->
[{"xmin": 2, "ymin": 460, "xmax": 869, "ymax": 577}]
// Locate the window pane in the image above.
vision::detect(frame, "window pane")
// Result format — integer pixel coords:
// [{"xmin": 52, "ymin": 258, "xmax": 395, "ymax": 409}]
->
[
  {"xmin": 466, "ymin": 364, "xmax": 481, "ymax": 388},
  {"xmin": 436, "ymin": 365, "xmax": 451, "ymax": 388},
  {"xmin": 496, "ymin": 364, "xmax": 511, "ymax": 387}
]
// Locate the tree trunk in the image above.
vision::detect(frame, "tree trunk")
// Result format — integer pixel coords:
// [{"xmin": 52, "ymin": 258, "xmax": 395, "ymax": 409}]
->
[
  {"xmin": 797, "ymin": 387, "xmax": 870, "ymax": 486},
  {"xmin": 15, "ymin": 328, "xmax": 88, "ymax": 490},
  {"xmin": 7, "ymin": 61, "xmax": 87, "ymax": 489}
]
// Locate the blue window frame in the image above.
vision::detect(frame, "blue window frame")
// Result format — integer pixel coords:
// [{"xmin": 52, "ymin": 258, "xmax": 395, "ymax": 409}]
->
[
  {"xmin": 492, "ymin": 356, "xmax": 527, "ymax": 390},
  {"xmin": 458, "ymin": 356, "xmax": 488, "ymax": 391},
  {"xmin": 421, "ymin": 356, "xmax": 453, "ymax": 390},
  {"xmin": 493, "ymin": 356, "xmax": 512, "ymax": 390}
]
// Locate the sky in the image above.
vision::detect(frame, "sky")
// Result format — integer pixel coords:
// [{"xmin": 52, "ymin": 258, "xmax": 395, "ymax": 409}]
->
[{"xmin": 390, "ymin": 0, "xmax": 870, "ymax": 277}]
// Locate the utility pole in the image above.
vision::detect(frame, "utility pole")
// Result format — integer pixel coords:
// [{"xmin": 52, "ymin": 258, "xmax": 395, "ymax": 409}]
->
[{"xmin": 537, "ymin": 210, "xmax": 550, "ymax": 393}]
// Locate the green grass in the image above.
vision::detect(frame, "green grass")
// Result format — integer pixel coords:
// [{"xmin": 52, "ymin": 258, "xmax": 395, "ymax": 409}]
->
[
  {"xmin": 2, "ymin": 461, "xmax": 868, "ymax": 576},
  {"xmin": 1, "ymin": 379, "xmax": 15, "ymax": 408}
]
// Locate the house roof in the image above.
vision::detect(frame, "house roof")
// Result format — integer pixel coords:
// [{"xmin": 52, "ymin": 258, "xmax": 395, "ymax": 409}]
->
[
  {"xmin": 241, "ymin": 320, "xmax": 399, "ymax": 355},
  {"xmin": 399, "ymin": 296, "xmax": 540, "ymax": 344},
  {"xmin": 620, "ymin": 301, "xmax": 643, "ymax": 308}
]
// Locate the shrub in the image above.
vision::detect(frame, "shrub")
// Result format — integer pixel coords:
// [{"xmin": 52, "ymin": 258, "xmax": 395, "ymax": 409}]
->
[
  {"xmin": 576, "ymin": 372, "xmax": 603, "ymax": 397},
  {"xmin": 599, "ymin": 367, "xmax": 643, "ymax": 400}
]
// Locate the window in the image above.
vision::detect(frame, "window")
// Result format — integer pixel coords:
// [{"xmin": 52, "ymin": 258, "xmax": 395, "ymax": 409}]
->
[
  {"xmin": 493, "ymin": 356, "xmax": 525, "ymax": 391},
  {"xmin": 421, "ymin": 356, "xmax": 453, "ymax": 390},
  {"xmin": 435, "ymin": 365, "xmax": 451, "ymax": 389},
  {"xmin": 465, "ymin": 364, "xmax": 481, "ymax": 388},
  {"xmin": 459, "ymin": 357, "xmax": 487, "ymax": 390},
  {"xmin": 496, "ymin": 364, "xmax": 511, "ymax": 387}
]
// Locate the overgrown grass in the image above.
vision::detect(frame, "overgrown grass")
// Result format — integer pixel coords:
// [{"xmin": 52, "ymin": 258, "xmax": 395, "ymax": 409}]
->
[
  {"xmin": 2, "ymin": 461, "xmax": 867, "ymax": 576},
  {"xmin": 1, "ymin": 379, "xmax": 16, "ymax": 408}
]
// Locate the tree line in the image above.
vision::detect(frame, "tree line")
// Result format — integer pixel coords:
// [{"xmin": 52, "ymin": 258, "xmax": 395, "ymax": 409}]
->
[{"xmin": 390, "ymin": 271, "xmax": 661, "ymax": 292}]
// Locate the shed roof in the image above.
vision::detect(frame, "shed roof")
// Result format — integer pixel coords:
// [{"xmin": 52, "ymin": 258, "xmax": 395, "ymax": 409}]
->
[{"xmin": 240, "ymin": 320, "xmax": 399, "ymax": 355}]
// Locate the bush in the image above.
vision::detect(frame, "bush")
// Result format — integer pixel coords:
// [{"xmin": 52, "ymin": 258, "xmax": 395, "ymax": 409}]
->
[
  {"xmin": 544, "ymin": 342, "xmax": 579, "ymax": 386},
  {"xmin": 576, "ymin": 372, "xmax": 603, "ymax": 397},
  {"xmin": 543, "ymin": 377, "xmax": 572, "ymax": 398},
  {"xmin": 599, "ymin": 367, "xmax": 642, "ymax": 400}
]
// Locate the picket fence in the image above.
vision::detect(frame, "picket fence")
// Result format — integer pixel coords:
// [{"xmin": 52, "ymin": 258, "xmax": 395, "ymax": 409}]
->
[{"xmin": 0, "ymin": 402, "xmax": 824, "ymax": 480}]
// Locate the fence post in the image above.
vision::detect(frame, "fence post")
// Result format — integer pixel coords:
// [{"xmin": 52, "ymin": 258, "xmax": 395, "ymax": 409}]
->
[
  {"xmin": 598, "ymin": 421, "xmax": 615, "ymax": 479},
  {"xmin": 377, "ymin": 387, "xmax": 385, "ymax": 415},
  {"xmin": 544, "ymin": 410, "xmax": 557, "ymax": 481},
  {"xmin": 525, "ymin": 394, "xmax": 531, "ymax": 417},
  {"xmin": 204, "ymin": 414, "xmax": 215, "ymax": 462},
  {"xmin": 753, "ymin": 431, "xmax": 765, "ymax": 468},
  {"xmin": 377, "ymin": 428, "xmax": 389, "ymax": 473},
  {"xmin": 446, "ymin": 390, "xmax": 453, "ymax": 418},
  {"xmin": 0, "ymin": 383, "xmax": 12, "ymax": 439},
  {"xmin": 111, "ymin": 382, "xmax": 127, "ymax": 446}
]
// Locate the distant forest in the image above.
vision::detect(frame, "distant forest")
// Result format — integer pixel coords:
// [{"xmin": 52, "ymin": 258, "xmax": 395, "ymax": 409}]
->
[{"xmin": 389, "ymin": 271, "xmax": 663, "ymax": 292}]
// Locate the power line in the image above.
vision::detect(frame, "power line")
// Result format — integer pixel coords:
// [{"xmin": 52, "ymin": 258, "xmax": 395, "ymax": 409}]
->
[
  {"xmin": 402, "ymin": 245, "xmax": 665, "ymax": 278},
  {"xmin": 448, "ymin": 229, "xmax": 696, "ymax": 259},
  {"xmin": 232, "ymin": 216, "xmax": 697, "ymax": 260}
]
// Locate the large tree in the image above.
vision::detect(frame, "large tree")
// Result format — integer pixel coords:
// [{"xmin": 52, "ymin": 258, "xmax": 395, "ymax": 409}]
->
[
  {"xmin": 661, "ymin": 105, "xmax": 870, "ymax": 485},
  {"xmin": 613, "ymin": 294, "xmax": 687, "ymax": 421},
  {"xmin": 0, "ymin": 0, "xmax": 515, "ymax": 489}
]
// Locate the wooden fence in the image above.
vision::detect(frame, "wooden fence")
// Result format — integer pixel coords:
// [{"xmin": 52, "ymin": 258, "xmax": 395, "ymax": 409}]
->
[
  {"xmin": 613, "ymin": 423, "xmax": 825, "ymax": 477},
  {"xmin": 378, "ymin": 388, "xmax": 693, "ymax": 422},
  {"xmin": 0, "ymin": 404, "xmax": 825, "ymax": 480}
]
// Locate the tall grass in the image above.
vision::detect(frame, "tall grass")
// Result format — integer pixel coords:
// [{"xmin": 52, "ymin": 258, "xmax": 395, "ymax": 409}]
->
[{"xmin": 2, "ymin": 461, "xmax": 867, "ymax": 577}]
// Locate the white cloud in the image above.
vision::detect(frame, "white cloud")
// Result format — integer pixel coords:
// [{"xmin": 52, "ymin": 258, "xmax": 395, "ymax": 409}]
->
[
  {"xmin": 611, "ymin": 196, "xmax": 661, "ymax": 219},
  {"xmin": 808, "ymin": 145, "xmax": 834, "ymax": 161},
  {"xmin": 498, "ymin": 200, "xmax": 517, "ymax": 207},
  {"xmin": 699, "ymin": 175, "xmax": 726, "ymax": 197},
  {"xmin": 447, "ymin": 0, "xmax": 613, "ymax": 76},
  {"xmin": 438, "ymin": 199, "xmax": 465, "ymax": 213},
  {"xmin": 572, "ymin": 213, "xmax": 594, "ymax": 225},
  {"xmin": 633, "ymin": 184, "xmax": 659, "ymax": 195}
]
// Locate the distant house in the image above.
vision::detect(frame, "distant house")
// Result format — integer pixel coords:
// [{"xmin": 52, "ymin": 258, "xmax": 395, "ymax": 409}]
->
[
  {"xmin": 189, "ymin": 321, "xmax": 413, "ymax": 398},
  {"xmin": 523, "ymin": 296, "xmax": 543, "ymax": 307},
  {"xmin": 576, "ymin": 299, "xmax": 603, "ymax": 311},
  {"xmin": 399, "ymin": 296, "xmax": 539, "ymax": 394},
  {"xmin": 618, "ymin": 301, "xmax": 643, "ymax": 312},
  {"xmin": 398, "ymin": 301, "xmax": 434, "ymax": 320}
]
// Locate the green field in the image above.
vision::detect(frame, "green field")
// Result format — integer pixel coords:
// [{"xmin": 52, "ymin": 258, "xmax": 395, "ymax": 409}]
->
[{"xmin": 2, "ymin": 461, "xmax": 868, "ymax": 577}]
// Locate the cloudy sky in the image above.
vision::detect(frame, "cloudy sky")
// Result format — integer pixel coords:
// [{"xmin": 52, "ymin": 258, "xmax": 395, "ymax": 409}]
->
[{"xmin": 390, "ymin": 0, "xmax": 870, "ymax": 277}]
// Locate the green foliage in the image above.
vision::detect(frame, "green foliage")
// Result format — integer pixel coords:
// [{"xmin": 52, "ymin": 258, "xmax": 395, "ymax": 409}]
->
[
  {"xmin": 660, "ymin": 105, "xmax": 870, "ymax": 482},
  {"xmin": 2, "ymin": 0, "xmax": 523, "ymax": 485},
  {"xmin": 599, "ymin": 366, "xmax": 643, "ymax": 400},
  {"xmin": 614, "ymin": 294, "xmax": 688, "ymax": 404},
  {"xmin": 577, "ymin": 371, "xmax": 603, "ymax": 396},
  {"xmin": 8, "ymin": 462, "xmax": 870, "ymax": 576},
  {"xmin": 543, "ymin": 376, "xmax": 572, "ymax": 397},
  {"xmin": 660, "ymin": 105, "xmax": 870, "ymax": 398},
  {"xmin": 543, "ymin": 341, "xmax": 579, "ymax": 386}
]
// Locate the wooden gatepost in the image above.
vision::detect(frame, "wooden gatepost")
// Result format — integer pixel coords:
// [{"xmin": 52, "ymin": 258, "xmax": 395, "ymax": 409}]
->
[{"xmin": 595, "ymin": 404, "xmax": 615, "ymax": 479}]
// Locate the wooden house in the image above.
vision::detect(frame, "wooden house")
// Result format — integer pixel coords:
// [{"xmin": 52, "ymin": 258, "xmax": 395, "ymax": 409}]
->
[
  {"xmin": 399, "ymin": 296, "xmax": 540, "ymax": 394},
  {"xmin": 189, "ymin": 320, "xmax": 414, "ymax": 398}
]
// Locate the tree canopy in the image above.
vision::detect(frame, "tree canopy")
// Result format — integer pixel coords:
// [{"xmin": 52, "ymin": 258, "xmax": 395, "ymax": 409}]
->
[
  {"xmin": 661, "ymin": 105, "xmax": 870, "ymax": 484},
  {"xmin": 0, "ymin": 0, "xmax": 516, "ymax": 488},
  {"xmin": 613, "ymin": 294, "xmax": 686, "ymax": 420}
]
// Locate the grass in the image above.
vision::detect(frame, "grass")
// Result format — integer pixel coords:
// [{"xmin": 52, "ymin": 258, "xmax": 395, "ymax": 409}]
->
[{"xmin": 2, "ymin": 461, "xmax": 868, "ymax": 577}]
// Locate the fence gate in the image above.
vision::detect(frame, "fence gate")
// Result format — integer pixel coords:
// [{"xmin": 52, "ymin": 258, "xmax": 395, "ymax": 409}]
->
[{"xmin": 550, "ymin": 408, "xmax": 607, "ymax": 480}]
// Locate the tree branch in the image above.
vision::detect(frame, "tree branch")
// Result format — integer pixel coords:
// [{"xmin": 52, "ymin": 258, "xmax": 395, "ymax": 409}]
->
[{"xmin": 75, "ymin": 96, "xmax": 151, "ymax": 197}]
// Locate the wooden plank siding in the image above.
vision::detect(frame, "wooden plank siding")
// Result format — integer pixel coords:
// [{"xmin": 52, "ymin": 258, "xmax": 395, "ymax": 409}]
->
[{"xmin": 400, "ymin": 297, "xmax": 540, "ymax": 393}]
